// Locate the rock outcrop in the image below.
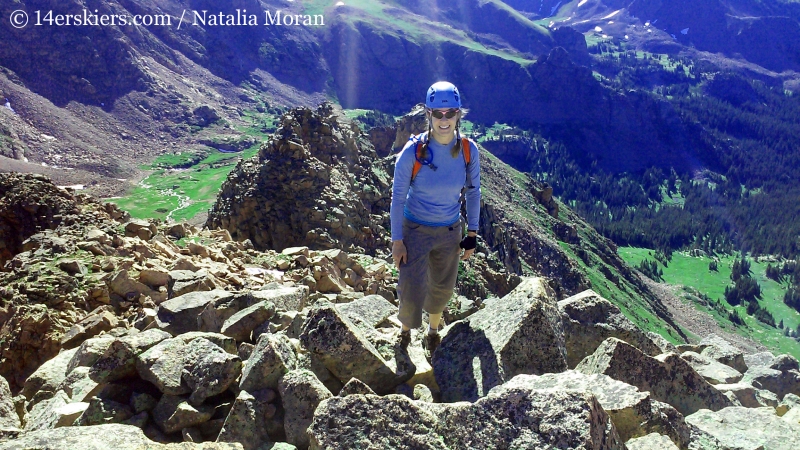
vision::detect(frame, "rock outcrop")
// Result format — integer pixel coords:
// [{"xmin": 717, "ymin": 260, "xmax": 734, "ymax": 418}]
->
[
  {"xmin": 498, "ymin": 371, "xmax": 691, "ymax": 448},
  {"xmin": 576, "ymin": 338, "xmax": 732, "ymax": 416},
  {"xmin": 742, "ymin": 354, "xmax": 800, "ymax": 400},
  {"xmin": 206, "ymin": 103, "xmax": 393, "ymax": 254},
  {"xmin": 686, "ymin": 407, "xmax": 800, "ymax": 450},
  {"xmin": 300, "ymin": 301, "xmax": 414, "ymax": 394},
  {"xmin": 558, "ymin": 290, "xmax": 662, "ymax": 367},
  {"xmin": 308, "ymin": 389, "xmax": 624, "ymax": 450},
  {"xmin": 433, "ymin": 278, "xmax": 567, "ymax": 402}
]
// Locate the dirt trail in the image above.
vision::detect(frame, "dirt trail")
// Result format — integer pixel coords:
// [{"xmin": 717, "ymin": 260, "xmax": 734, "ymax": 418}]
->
[{"xmin": 640, "ymin": 274, "xmax": 768, "ymax": 354}]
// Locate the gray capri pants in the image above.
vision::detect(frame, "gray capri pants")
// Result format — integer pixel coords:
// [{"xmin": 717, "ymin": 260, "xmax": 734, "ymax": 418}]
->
[{"xmin": 397, "ymin": 217, "xmax": 463, "ymax": 328}]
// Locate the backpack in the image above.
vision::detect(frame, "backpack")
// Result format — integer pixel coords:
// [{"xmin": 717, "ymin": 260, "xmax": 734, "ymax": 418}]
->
[{"xmin": 409, "ymin": 133, "xmax": 474, "ymax": 189}]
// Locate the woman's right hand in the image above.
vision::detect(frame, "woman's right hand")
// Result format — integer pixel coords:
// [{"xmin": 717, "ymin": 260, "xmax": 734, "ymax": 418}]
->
[{"xmin": 392, "ymin": 240, "xmax": 407, "ymax": 268}]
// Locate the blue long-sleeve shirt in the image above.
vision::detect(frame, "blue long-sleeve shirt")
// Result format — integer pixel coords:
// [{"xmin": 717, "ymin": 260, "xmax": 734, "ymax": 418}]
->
[{"xmin": 390, "ymin": 133, "xmax": 481, "ymax": 241}]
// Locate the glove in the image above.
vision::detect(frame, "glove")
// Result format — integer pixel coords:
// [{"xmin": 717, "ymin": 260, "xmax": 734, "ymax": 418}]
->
[{"xmin": 459, "ymin": 235, "xmax": 477, "ymax": 250}]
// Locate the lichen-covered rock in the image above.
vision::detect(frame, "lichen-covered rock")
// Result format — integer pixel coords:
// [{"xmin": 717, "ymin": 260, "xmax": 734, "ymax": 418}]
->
[
  {"xmin": 50, "ymin": 401, "xmax": 89, "ymax": 428},
  {"xmin": 0, "ymin": 376, "xmax": 20, "ymax": 430},
  {"xmin": 250, "ymin": 286, "xmax": 310, "ymax": 313},
  {"xmin": 714, "ymin": 383, "xmax": 779, "ymax": 408},
  {"xmin": 75, "ymin": 397, "xmax": 134, "ymax": 426},
  {"xmin": 56, "ymin": 366, "xmax": 101, "ymax": 402},
  {"xmin": 0, "ymin": 424, "xmax": 154, "ymax": 450},
  {"xmin": 412, "ymin": 384, "xmax": 434, "ymax": 402},
  {"xmin": 770, "ymin": 354, "xmax": 800, "ymax": 372},
  {"xmin": 176, "ymin": 332, "xmax": 238, "ymax": 355},
  {"xmin": 496, "ymin": 371, "xmax": 690, "ymax": 448},
  {"xmin": 783, "ymin": 406, "xmax": 800, "ymax": 425},
  {"xmin": 198, "ymin": 292, "xmax": 259, "ymax": 333},
  {"xmin": 576, "ymin": 338, "xmax": 731, "ymax": 416},
  {"xmin": 558, "ymin": 290, "xmax": 662, "ymax": 367},
  {"xmin": 23, "ymin": 391, "xmax": 70, "ymax": 431},
  {"xmin": 336, "ymin": 295, "xmax": 397, "ymax": 328},
  {"xmin": 699, "ymin": 334, "xmax": 747, "ymax": 373},
  {"xmin": 308, "ymin": 394, "xmax": 442, "ymax": 450},
  {"xmin": 338, "ymin": 378, "xmax": 375, "ymax": 396},
  {"xmin": 20, "ymin": 348, "xmax": 78, "ymax": 405},
  {"xmin": 646, "ymin": 332, "xmax": 678, "ymax": 355},
  {"xmin": 777, "ymin": 393, "xmax": 800, "ymax": 416},
  {"xmin": 155, "ymin": 289, "xmax": 234, "ymax": 335},
  {"xmin": 88, "ymin": 329, "xmax": 171, "ymax": 383},
  {"xmin": 130, "ymin": 391, "xmax": 158, "ymax": 414},
  {"xmin": 300, "ymin": 302, "xmax": 413, "ymax": 394},
  {"xmin": 240, "ymin": 334, "xmax": 297, "ymax": 393},
  {"xmin": 742, "ymin": 361, "xmax": 800, "ymax": 400},
  {"xmin": 182, "ymin": 338, "xmax": 242, "ymax": 405},
  {"xmin": 686, "ymin": 407, "xmax": 800, "ymax": 450},
  {"xmin": 66, "ymin": 335, "xmax": 115, "ymax": 374},
  {"xmin": 220, "ymin": 301, "xmax": 275, "ymax": 341},
  {"xmin": 135, "ymin": 338, "xmax": 191, "ymax": 395},
  {"xmin": 216, "ymin": 390, "xmax": 272, "ymax": 450},
  {"xmin": 744, "ymin": 351, "xmax": 776, "ymax": 369},
  {"xmin": 308, "ymin": 388, "xmax": 624, "ymax": 450},
  {"xmin": 680, "ymin": 351, "xmax": 743, "ymax": 385},
  {"xmin": 168, "ymin": 269, "xmax": 218, "ymax": 298},
  {"xmin": 626, "ymin": 433, "xmax": 679, "ymax": 450},
  {"xmin": 152, "ymin": 394, "xmax": 214, "ymax": 434},
  {"xmin": 279, "ymin": 370, "xmax": 333, "ymax": 449},
  {"xmin": 434, "ymin": 277, "xmax": 567, "ymax": 402}
]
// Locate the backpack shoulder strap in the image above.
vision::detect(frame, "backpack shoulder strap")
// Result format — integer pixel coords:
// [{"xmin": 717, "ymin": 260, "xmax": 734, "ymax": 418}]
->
[
  {"xmin": 409, "ymin": 132, "xmax": 428, "ymax": 182},
  {"xmin": 411, "ymin": 142, "xmax": 424, "ymax": 181},
  {"xmin": 462, "ymin": 138, "xmax": 474, "ymax": 188}
]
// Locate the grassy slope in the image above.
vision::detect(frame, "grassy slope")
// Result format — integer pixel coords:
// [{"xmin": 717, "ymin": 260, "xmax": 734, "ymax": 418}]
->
[
  {"xmin": 109, "ymin": 106, "xmax": 279, "ymax": 222},
  {"xmin": 482, "ymin": 149, "xmax": 686, "ymax": 344},
  {"xmin": 302, "ymin": 0, "xmax": 542, "ymax": 65},
  {"xmin": 620, "ymin": 247, "xmax": 800, "ymax": 358}
]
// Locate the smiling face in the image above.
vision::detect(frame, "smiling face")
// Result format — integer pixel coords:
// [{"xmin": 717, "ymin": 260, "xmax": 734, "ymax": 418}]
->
[{"xmin": 428, "ymin": 108, "xmax": 460, "ymax": 145}]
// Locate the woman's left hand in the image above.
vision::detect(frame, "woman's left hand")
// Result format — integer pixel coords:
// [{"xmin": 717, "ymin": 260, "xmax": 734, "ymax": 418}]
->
[{"xmin": 459, "ymin": 233, "xmax": 477, "ymax": 260}]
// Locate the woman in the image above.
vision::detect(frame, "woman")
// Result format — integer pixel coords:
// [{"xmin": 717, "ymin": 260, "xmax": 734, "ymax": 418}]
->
[{"xmin": 390, "ymin": 81, "xmax": 481, "ymax": 358}]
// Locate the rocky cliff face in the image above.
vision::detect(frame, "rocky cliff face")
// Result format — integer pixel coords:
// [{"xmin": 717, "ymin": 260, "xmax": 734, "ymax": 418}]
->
[{"xmin": 206, "ymin": 103, "xmax": 393, "ymax": 254}]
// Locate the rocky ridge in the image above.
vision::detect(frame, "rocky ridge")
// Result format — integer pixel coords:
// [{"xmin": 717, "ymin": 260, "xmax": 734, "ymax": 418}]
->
[
  {"xmin": 2, "ymin": 264, "xmax": 798, "ymax": 449},
  {"xmin": 208, "ymin": 103, "xmax": 684, "ymax": 342},
  {"xmin": 0, "ymin": 185, "xmax": 799, "ymax": 448}
]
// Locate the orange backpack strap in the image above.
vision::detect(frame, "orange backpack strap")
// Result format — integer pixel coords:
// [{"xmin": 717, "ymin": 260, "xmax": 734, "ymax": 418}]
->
[
  {"xmin": 411, "ymin": 141, "xmax": 424, "ymax": 181},
  {"xmin": 462, "ymin": 138, "xmax": 474, "ymax": 188},
  {"xmin": 411, "ymin": 136, "xmax": 471, "ymax": 183}
]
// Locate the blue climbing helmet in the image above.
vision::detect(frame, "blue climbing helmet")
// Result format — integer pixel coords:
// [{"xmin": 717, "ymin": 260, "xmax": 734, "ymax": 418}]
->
[{"xmin": 426, "ymin": 81, "xmax": 461, "ymax": 109}]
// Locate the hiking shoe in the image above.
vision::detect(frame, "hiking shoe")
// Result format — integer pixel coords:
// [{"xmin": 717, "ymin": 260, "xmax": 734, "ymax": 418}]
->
[
  {"xmin": 423, "ymin": 332, "xmax": 441, "ymax": 361},
  {"xmin": 398, "ymin": 329, "xmax": 411, "ymax": 348}
]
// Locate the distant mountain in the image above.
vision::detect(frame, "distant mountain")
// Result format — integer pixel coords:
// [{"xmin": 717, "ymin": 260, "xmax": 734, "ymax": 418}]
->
[{"xmin": 539, "ymin": 0, "xmax": 800, "ymax": 73}]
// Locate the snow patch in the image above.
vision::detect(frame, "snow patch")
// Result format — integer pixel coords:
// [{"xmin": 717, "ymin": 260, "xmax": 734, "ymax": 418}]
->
[
  {"xmin": 594, "ymin": 26, "xmax": 603, "ymax": 32},
  {"xmin": 681, "ymin": 27, "xmax": 689, "ymax": 35},
  {"xmin": 602, "ymin": 10, "xmax": 620, "ymax": 20},
  {"xmin": 578, "ymin": 0, "xmax": 589, "ymax": 7}
]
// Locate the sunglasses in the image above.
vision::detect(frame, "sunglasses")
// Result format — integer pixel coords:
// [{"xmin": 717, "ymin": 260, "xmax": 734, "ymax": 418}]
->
[{"xmin": 429, "ymin": 108, "xmax": 459, "ymax": 119}]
